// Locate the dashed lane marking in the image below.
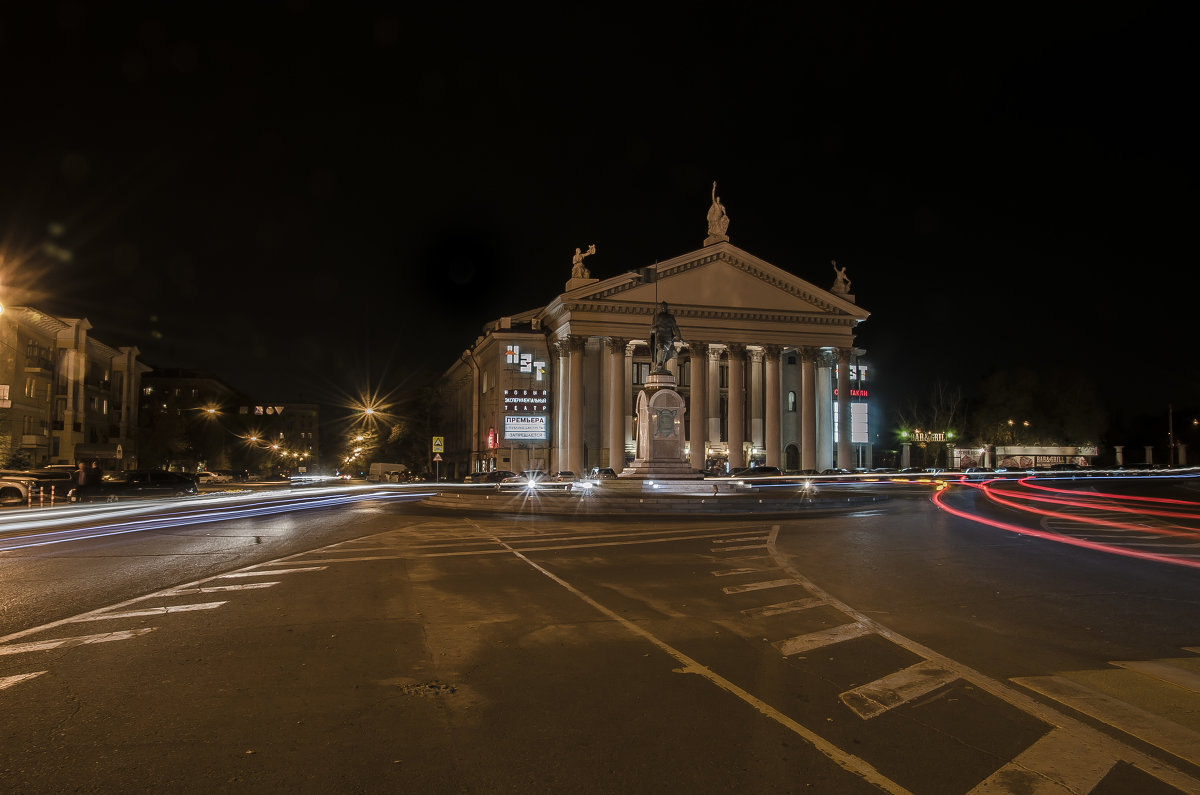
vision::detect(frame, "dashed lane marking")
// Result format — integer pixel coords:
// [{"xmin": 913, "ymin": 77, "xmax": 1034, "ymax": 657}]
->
[
  {"xmin": 741, "ymin": 598, "xmax": 823, "ymax": 617},
  {"xmin": 66, "ymin": 602, "xmax": 227, "ymax": 622},
  {"xmin": 0, "ymin": 628, "xmax": 157, "ymax": 656},
  {"xmin": 1013, "ymin": 675, "xmax": 1200, "ymax": 766},
  {"xmin": 774, "ymin": 623, "xmax": 871, "ymax": 657},
  {"xmin": 722, "ymin": 579, "xmax": 798, "ymax": 594},
  {"xmin": 0, "ymin": 672, "xmax": 46, "ymax": 691},
  {"xmin": 157, "ymin": 582, "xmax": 280, "ymax": 596},
  {"xmin": 839, "ymin": 661, "xmax": 959, "ymax": 719},
  {"xmin": 967, "ymin": 727, "xmax": 1116, "ymax": 794},
  {"xmin": 218, "ymin": 566, "xmax": 327, "ymax": 577}
]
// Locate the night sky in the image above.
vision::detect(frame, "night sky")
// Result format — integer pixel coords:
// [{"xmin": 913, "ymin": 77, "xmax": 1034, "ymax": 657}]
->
[{"xmin": 1, "ymin": 4, "xmax": 1193, "ymax": 432}]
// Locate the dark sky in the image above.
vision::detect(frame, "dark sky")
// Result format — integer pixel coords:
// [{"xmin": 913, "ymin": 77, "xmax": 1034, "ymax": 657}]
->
[{"xmin": 1, "ymin": 3, "xmax": 1193, "ymax": 427}]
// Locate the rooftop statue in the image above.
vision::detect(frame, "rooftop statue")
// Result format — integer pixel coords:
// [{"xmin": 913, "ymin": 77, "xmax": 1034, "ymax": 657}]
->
[
  {"xmin": 831, "ymin": 260, "xmax": 851, "ymax": 294},
  {"xmin": 571, "ymin": 244, "xmax": 596, "ymax": 279},
  {"xmin": 650, "ymin": 301, "xmax": 682, "ymax": 372},
  {"xmin": 706, "ymin": 181, "xmax": 730, "ymax": 239}
]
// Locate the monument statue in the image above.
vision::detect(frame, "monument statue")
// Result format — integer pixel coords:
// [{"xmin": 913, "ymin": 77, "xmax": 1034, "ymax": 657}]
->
[
  {"xmin": 706, "ymin": 181, "xmax": 730, "ymax": 238},
  {"xmin": 831, "ymin": 260, "xmax": 851, "ymax": 294},
  {"xmin": 650, "ymin": 301, "xmax": 682, "ymax": 372},
  {"xmin": 571, "ymin": 244, "xmax": 596, "ymax": 279}
]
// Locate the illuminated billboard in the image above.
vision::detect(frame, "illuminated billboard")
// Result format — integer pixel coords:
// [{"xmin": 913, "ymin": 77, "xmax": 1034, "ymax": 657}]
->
[{"xmin": 504, "ymin": 414, "xmax": 548, "ymax": 441}]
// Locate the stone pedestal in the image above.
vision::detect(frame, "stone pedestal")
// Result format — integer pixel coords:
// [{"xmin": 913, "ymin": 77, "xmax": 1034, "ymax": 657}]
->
[{"xmin": 620, "ymin": 372, "xmax": 702, "ymax": 479}]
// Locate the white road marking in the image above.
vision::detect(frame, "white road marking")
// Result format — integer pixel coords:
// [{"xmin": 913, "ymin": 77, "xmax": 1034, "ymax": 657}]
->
[
  {"xmin": 218, "ymin": 566, "xmax": 327, "ymax": 577},
  {"xmin": 486, "ymin": 532, "xmax": 913, "ymax": 795},
  {"xmin": 68, "ymin": 602, "xmax": 227, "ymax": 622},
  {"xmin": 710, "ymin": 568, "xmax": 762, "ymax": 577},
  {"xmin": 840, "ymin": 661, "xmax": 958, "ymax": 719},
  {"xmin": 774, "ymin": 623, "xmax": 871, "ymax": 656},
  {"xmin": 712, "ymin": 544, "xmax": 768, "ymax": 552},
  {"xmin": 0, "ymin": 628, "xmax": 157, "ymax": 656},
  {"xmin": 967, "ymin": 727, "xmax": 1116, "ymax": 794},
  {"xmin": 1013, "ymin": 675, "xmax": 1200, "ymax": 766},
  {"xmin": 0, "ymin": 672, "xmax": 46, "ymax": 690},
  {"xmin": 741, "ymin": 598, "xmax": 823, "ymax": 617},
  {"xmin": 1113, "ymin": 659, "xmax": 1200, "ymax": 693},
  {"xmin": 722, "ymin": 578, "xmax": 797, "ymax": 594},
  {"xmin": 712, "ymin": 536, "xmax": 769, "ymax": 544},
  {"xmin": 766, "ymin": 525, "xmax": 1200, "ymax": 792},
  {"xmin": 157, "ymin": 582, "xmax": 279, "ymax": 596}
]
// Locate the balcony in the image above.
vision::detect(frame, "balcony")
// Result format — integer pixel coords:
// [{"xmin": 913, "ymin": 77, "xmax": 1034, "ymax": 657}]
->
[
  {"xmin": 21, "ymin": 434, "xmax": 49, "ymax": 449},
  {"xmin": 23, "ymin": 358, "xmax": 54, "ymax": 374}
]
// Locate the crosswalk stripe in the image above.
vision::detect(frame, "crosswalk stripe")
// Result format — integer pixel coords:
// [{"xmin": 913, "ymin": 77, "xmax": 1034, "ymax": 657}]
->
[
  {"xmin": 774, "ymin": 623, "xmax": 871, "ymax": 656},
  {"xmin": 840, "ymin": 661, "xmax": 958, "ymax": 719},
  {"xmin": 218, "ymin": 566, "xmax": 326, "ymax": 577},
  {"xmin": 1112, "ymin": 659, "xmax": 1200, "ymax": 693},
  {"xmin": 1013, "ymin": 675, "xmax": 1200, "ymax": 766},
  {"xmin": 158, "ymin": 582, "xmax": 279, "ymax": 596},
  {"xmin": 0, "ymin": 672, "xmax": 46, "ymax": 691},
  {"xmin": 723, "ymin": 579, "xmax": 796, "ymax": 594},
  {"xmin": 712, "ymin": 544, "xmax": 768, "ymax": 552},
  {"xmin": 0, "ymin": 628, "xmax": 157, "ymax": 656},
  {"xmin": 68, "ymin": 602, "xmax": 227, "ymax": 622},
  {"xmin": 711, "ymin": 568, "xmax": 761, "ymax": 577},
  {"xmin": 741, "ymin": 598, "xmax": 823, "ymax": 617},
  {"xmin": 967, "ymin": 727, "xmax": 1116, "ymax": 794}
]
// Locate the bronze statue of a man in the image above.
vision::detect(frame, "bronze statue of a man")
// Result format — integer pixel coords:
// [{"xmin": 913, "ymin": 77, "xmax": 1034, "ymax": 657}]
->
[{"xmin": 650, "ymin": 301, "xmax": 682, "ymax": 372}]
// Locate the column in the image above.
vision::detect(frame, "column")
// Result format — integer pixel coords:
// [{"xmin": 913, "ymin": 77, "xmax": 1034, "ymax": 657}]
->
[
  {"xmin": 764, "ymin": 345, "xmax": 781, "ymax": 468},
  {"xmin": 689, "ymin": 344, "xmax": 708, "ymax": 472},
  {"xmin": 727, "ymin": 344, "xmax": 746, "ymax": 470},
  {"xmin": 568, "ymin": 336, "xmax": 586, "ymax": 475},
  {"xmin": 1144, "ymin": 445, "xmax": 1154, "ymax": 466},
  {"xmin": 607, "ymin": 338, "xmax": 626, "ymax": 471},
  {"xmin": 836, "ymin": 348, "xmax": 852, "ymax": 471},
  {"xmin": 707, "ymin": 346, "xmax": 722, "ymax": 446},
  {"xmin": 816, "ymin": 352, "xmax": 834, "ymax": 472},
  {"xmin": 554, "ymin": 340, "xmax": 569, "ymax": 471},
  {"xmin": 749, "ymin": 347, "xmax": 764, "ymax": 455},
  {"xmin": 624, "ymin": 343, "xmax": 635, "ymax": 457},
  {"xmin": 800, "ymin": 346, "xmax": 817, "ymax": 471}
]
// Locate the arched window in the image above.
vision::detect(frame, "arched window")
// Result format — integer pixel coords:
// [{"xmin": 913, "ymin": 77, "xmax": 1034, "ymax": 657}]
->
[{"xmin": 787, "ymin": 391, "xmax": 796, "ymax": 412}]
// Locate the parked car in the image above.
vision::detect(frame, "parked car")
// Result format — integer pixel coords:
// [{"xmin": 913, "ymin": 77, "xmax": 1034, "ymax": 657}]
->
[
  {"xmin": 742, "ymin": 466, "xmax": 784, "ymax": 477},
  {"xmin": 589, "ymin": 467, "xmax": 617, "ymax": 479},
  {"xmin": 0, "ymin": 472, "xmax": 45, "ymax": 505},
  {"xmin": 196, "ymin": 470, "xmax": 233, "ymax": 484},
  {"xmin": 553, "ymin": 470, "xmax": 577, "ymax": 482},
  {"xmin": 473, "ymin": 470, "xmax": 517, "ymax": 484},
  {"xmin": 69, "ymin": 470, "xmax": 199, "ymax": 503},
  {"xmin": 501, "ymin": 470, "xmax": 547, "ymax": 487}
]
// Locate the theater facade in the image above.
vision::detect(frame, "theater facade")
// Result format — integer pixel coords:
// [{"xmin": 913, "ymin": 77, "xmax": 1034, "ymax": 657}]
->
[{"xmin": 440, "ymin": 219, "xmax": 871, "ymax": 479}]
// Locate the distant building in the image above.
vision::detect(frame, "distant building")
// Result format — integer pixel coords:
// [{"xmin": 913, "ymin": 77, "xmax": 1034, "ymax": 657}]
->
[
  {"xmin": 440, "ymin": 224, "xmax": 871, "ymax": 478},
  {"xmin": 0, "ymin": 306, "xmax": 149, "ymax": 468},
  {"xmin": 137, "ymin": 369, "xmax": 320, "ymax": 473}
]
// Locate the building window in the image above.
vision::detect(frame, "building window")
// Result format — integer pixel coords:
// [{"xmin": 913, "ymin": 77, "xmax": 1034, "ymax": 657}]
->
[
  {"xmin": 632, "ymin": 362, "xmax": 650, "ymax": 385},
  {"xmin": 0, "ymin": 385, "xmax": 8, "ymax": 400},
  {"xmin": 25, "ymin": 378, "xmax": 38, "ymax": 398},
  {"xmin": 787, "ymin": 391, "xmax": 796, "ymax": 412},
  {"xmin": 719, "ymin": 365, "xmax": 728, "ymax": 388},
  {"xmin": 143, "ymin": 386, "xmax": 153, "ymax": 395},
  {"xmin": 787, "ymin": 355, "xmax": 796, "ymax": 365}
]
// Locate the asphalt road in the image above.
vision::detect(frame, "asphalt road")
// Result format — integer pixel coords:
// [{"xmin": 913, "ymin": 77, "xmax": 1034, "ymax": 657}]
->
[{"xmin": 1, "ymin": 481, "xmax": 1198, "ymax": 793}]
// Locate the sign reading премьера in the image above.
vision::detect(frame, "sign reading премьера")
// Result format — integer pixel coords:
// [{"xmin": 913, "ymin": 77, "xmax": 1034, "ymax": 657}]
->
[{"xmin": 504, "ymin": 415, "xmax": 547, "ymax": 441}]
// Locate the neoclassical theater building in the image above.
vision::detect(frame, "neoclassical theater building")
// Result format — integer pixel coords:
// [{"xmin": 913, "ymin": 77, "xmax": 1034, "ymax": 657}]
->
[{"xmin": 440, "ymin": 199, "xmax": 872, "ymax": 478}]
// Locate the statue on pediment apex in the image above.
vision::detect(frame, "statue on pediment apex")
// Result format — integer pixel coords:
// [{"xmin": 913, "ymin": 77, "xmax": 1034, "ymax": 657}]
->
[{"xmin": 706, "ymin": 181, "xmax": 730, "ymax": 242}]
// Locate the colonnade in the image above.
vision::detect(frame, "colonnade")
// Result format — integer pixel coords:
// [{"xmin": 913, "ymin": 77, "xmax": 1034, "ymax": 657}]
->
[{"xmin": 553, "ymin": 335, "xmax": 856, "ymax": 474}]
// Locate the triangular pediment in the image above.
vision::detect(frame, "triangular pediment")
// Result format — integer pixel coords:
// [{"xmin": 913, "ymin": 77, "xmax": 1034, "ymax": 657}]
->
[{"xmin": 561, "ymin": 242, "xmax": 865, "ymax": 319}]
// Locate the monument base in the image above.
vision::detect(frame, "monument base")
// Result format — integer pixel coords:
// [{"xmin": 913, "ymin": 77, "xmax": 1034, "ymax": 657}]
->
[{"xmin": 618, "ymin": 371, "xmax": 702, "ymax": 480}]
